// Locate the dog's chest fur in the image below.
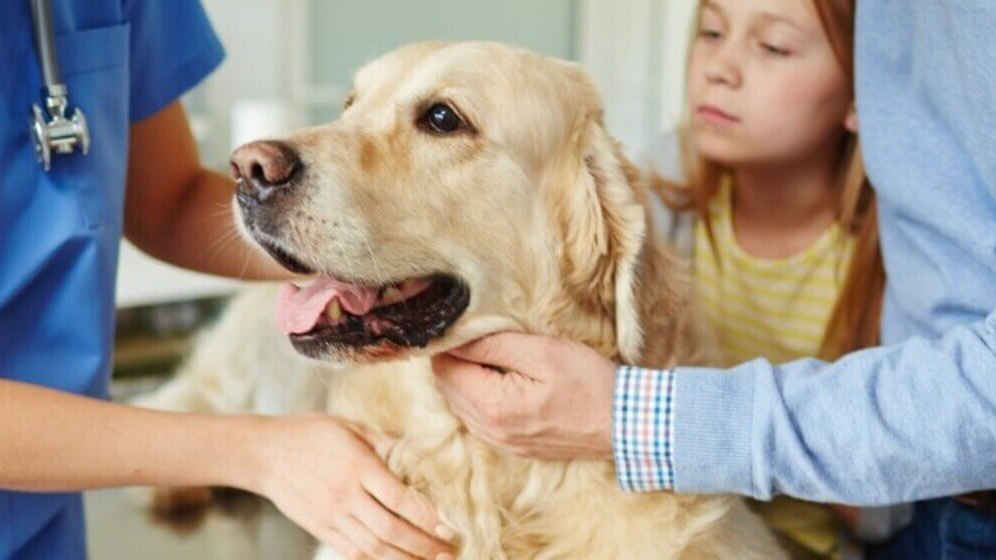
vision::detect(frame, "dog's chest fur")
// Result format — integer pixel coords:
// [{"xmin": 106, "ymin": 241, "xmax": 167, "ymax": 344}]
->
[{"xmin": 321, "ymin": 356, "xmax": 771, "ymax": 560}]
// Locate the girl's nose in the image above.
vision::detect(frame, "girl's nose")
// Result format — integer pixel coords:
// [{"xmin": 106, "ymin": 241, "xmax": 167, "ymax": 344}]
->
[{"xmin": 704, "ymin": 45, "xmax": 743, "ymax": 89}]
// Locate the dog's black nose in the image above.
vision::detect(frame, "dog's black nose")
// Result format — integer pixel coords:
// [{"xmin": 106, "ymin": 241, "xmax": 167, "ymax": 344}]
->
[{"xmin": 230, "ymin": 140, "xmax": 302, "ymax": 203}]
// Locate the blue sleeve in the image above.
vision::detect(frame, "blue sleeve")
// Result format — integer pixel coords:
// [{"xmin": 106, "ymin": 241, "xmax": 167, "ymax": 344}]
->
[
  {"xmin": 672, "ymin": 308, "xmax": 996, "ymax": 506},
  {"xmin": 124, "ymin": 0, "xmax": 225, "ymax": 122}
]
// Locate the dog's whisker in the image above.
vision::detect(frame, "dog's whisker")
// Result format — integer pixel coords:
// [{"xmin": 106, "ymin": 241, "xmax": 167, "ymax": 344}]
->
[
  {"xmin": 236, "ymin": 244, "xmax": 252, "ymax": 280},
  {"xmin": 360, "ymin": 238, "xmax": 390, "ymax": 288},
  {"xmin": 203, "ymin": 225, "xmax": 242, "ymax": 265},
  {"xmin": 335, "ymin": 237, "xmax": 360, "ymax": 281}
]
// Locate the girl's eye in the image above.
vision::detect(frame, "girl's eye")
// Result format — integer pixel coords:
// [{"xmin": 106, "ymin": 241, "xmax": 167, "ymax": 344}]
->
[
  {"xmin": 761, "ymin": 43, "xmax": 791, "ymax": 56},
  {"xmin": 699, "ymin": 29, "xmax": 723, "ymax": 41}
]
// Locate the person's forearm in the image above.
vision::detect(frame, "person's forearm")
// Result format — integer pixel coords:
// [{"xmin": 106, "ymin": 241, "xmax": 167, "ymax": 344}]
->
[
  {"xmin": 0, "ymin": 379, "xmax": 262, "ymax": 492},
  {"xmin": 127, "ymin": 168, "xmax": 293, "ymax": 281},
  {"xmin": 616, "ymin": 309, "xmax": 996, "ymax": 505}
]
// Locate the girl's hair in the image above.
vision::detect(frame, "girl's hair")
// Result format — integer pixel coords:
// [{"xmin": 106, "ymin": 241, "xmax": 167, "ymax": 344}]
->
[{"xmin": 653, "ymin": 0, "xmax": 884, "ymax": 360}]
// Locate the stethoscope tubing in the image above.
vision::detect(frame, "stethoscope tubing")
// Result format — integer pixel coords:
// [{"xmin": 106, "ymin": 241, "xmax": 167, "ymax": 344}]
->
[{"xmin": 30, "ymin": 0, "xmax": 63, "ymax": 91}]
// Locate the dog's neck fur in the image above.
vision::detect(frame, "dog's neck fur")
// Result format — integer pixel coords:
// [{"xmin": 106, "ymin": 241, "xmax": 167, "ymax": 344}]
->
[
  {"xmin": 539, "ymin": 142, "xmax": 710, "ymax": 369},
  {"xmin": 555, "ymin": 217, "xmax": 703, "ymax": 369}
]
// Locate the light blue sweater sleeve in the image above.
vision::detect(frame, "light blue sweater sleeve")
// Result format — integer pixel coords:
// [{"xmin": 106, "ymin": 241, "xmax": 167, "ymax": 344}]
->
[{"xmin": 673, "ymin": 308, "xmax": 996, "ymax": 505}]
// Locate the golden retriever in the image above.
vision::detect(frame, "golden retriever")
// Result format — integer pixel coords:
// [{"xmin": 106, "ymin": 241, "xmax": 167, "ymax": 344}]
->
[{"xmin": 138, "ymin": 41, "xmax": 784, "ymax": 559}]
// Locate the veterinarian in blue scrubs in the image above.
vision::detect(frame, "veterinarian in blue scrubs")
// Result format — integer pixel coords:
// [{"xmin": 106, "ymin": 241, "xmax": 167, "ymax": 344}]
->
[
  {"xmin": 0, "ymin": 2, "xmax": 224, "ymax": 557},
  {"xmin": 0, "ymin": 2, "xmax": 455, "ymax": 559}
]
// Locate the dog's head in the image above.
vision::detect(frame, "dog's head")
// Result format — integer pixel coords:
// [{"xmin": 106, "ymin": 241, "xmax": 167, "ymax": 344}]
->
[{"xmin": 232, "ymin": 41, "xmax": 656, "ymax": 366}]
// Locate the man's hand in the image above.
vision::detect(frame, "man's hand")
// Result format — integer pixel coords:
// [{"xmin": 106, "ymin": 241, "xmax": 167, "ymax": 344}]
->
[{"xmin": 431, "ymin": 333, "xmax": 617, "ymax": 460}]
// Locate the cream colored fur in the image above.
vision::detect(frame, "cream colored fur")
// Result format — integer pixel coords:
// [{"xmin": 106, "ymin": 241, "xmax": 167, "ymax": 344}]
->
[{"xmin": 137, "ymin": 41, "xmax": 784, "ymax": 559}]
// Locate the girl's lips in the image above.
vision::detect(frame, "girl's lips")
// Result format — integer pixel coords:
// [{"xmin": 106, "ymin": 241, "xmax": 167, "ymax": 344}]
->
[{"xmin": 695, "ymin": 104, "xmax": 740, "ymax": 124}]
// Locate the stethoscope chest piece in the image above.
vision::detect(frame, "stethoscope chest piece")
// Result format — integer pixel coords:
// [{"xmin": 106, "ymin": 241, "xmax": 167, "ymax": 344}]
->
[
  {"xmin": 28, "ymin": 0, "xmax": 91, "ymax": 172},
  {"xmin": 30, "ymin": 85, "xmax": 90, "ymax": 171}
]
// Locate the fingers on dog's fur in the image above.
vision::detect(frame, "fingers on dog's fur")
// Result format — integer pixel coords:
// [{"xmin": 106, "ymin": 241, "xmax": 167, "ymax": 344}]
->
[
  {"xmin": 342, "ymin": 515, "xmax": 421, "ymax": 560},
  {"xmin": 353, "ymin": 493, "xmax": 450, "ymax": 559},
  {"xmin": 360, "ymin": 465, "xmax": 438, "ymax": 535}
]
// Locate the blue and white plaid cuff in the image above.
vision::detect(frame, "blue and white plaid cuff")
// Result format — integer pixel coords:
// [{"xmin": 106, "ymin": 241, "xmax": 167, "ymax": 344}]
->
[{"xmin": 612, "ymin": 365, "xmax": 676, "ymax": 492}]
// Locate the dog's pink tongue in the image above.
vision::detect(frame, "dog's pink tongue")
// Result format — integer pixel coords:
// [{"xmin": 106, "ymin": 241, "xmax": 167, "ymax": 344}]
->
[{"xmin": 276, "ymin": 277, "xmax": 379, "ymax": 335}]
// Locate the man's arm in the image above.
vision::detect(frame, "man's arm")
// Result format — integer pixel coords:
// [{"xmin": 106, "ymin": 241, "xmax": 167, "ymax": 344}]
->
[
  {"xmin": 433, "ymin": 310, "xmax": 996, "ymax": 506},
  {"xmin": 123, "ymin": 101, "xmax": 292, "ymax": 280},
  {"xmin": 620, "ymin": 308, "xmax": 996, "ymax": 505}
]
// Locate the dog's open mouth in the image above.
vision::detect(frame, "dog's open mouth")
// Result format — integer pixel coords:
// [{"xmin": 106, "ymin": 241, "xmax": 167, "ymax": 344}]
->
[{"xmin": 277, "ymin": 273, "xmax": 470, "ymax": 355}]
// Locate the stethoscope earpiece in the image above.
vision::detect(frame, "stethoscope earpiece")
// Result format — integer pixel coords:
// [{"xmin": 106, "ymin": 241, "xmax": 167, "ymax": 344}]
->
[{"xmin": 28, "ymin": 0, "xmax": 90, "ymax": 172}]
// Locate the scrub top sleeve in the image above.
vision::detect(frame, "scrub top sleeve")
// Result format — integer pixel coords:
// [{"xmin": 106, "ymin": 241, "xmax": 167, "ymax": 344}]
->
[{"xmin": 124, "ymin": 0, "xmax": 225, "ymax": 122}]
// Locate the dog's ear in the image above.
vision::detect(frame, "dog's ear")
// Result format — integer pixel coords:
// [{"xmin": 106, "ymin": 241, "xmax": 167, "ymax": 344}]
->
[{"xmin": 549, "ymin": 114, "xmax": 648, "ymax": 363}]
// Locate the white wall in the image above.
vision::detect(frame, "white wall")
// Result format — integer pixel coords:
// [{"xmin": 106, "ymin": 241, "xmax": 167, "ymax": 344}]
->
[{"xmin": 578, "ymin": 0, "xmax": 697, "ymax": 156}]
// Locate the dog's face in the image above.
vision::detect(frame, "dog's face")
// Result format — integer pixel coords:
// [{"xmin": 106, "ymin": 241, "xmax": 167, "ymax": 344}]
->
[{"xmin": 232, "ymin": 41, "xmax": 648, "ymax": 366}]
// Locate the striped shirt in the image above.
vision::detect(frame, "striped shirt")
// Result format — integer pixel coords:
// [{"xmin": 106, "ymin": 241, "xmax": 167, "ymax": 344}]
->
[{"xmin": 694, "ymin": 185, "xmax": 854, "ymax": 366}]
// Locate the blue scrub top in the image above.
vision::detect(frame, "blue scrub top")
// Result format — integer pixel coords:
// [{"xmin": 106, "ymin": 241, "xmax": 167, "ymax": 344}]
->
[{"xmin": 0, "ymin": 1, "xmax": 223, "ymax": 557}]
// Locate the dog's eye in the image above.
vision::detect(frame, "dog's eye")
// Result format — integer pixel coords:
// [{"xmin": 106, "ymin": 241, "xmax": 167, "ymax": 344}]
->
[
  {"xmin": 343, "ymin": 92, "xmax": 356, "ymax": 110},
  {"xmin": 421, "ymin": 103, "xmax": 465, "ymax": 134}
]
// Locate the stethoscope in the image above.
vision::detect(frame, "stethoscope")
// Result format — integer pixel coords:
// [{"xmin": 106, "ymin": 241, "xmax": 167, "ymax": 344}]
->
[{"xmin": 28, "ymin": 0, "xmax": 90, "ymax": 171}]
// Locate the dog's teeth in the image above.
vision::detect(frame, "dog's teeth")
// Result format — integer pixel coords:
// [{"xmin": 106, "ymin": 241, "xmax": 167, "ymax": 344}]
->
[
  {"xmin": 383, "ymin": 287, "xmax": 402, "ymax": 302},
  {"xmin": 401, "ymin": 278, "xmax": 432, "ymax": 292},
  {"xmin": 326, "ymin": 300, "xmax": 343, "ymax": 322}
]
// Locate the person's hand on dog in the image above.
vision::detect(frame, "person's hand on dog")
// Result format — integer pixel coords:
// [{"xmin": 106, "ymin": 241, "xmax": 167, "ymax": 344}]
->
[
  {"xmin": 431, "ymin": 332, "xmax": 616, "ymax": 460},
  {"xmin": 251, "ymin": 414, "xmax": 455, "ymax": 560}
]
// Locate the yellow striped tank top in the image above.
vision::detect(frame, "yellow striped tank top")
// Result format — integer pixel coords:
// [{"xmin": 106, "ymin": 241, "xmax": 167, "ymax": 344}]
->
[
  {"xmin": 693, "ymin": 184, "xmax": 855, "ymax": 559},
  {"xmin": 694, "ymin": 185, "xmax": 854, "ymax": 367}
]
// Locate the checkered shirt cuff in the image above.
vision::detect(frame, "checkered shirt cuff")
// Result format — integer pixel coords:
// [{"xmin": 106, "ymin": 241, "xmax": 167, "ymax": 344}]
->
[{"xmin": 612, "ymin": 365, "xmax": 676, "ymax": 492}]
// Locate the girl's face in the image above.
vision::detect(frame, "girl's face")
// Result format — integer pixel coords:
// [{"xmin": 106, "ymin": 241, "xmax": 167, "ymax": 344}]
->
[{"xmin": 686, "ymin": 0, "xmax": 856, "ymax": 166}]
